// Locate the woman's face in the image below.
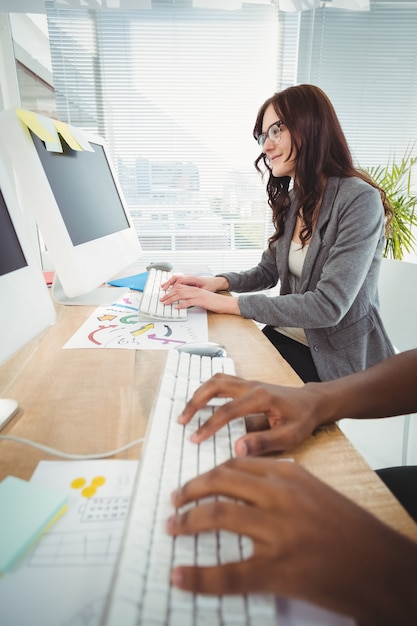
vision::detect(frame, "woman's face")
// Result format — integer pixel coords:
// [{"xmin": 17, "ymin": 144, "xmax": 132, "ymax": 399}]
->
[{"xmin": 261, "ymin": 103, "xmax": 296, "ymax": 179}]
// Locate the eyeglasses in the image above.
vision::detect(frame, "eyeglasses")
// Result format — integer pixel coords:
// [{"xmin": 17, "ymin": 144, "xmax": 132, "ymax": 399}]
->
[{"xmin": 256, "ymin": 120, "xmax": 284, "ymax": 150}]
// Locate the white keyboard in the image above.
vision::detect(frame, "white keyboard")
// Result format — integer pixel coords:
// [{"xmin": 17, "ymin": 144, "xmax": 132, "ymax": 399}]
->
[
  {"xmin": 101, "ymin": 347, "xmax": 278, "ymax": 626},
  {"xmin": 139, "ymin": 268, "xmax": 187, "ymax": 321}
]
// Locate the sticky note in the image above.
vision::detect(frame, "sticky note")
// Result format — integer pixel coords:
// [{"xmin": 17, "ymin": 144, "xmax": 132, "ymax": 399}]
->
[
  {"xmin": 107, "ymin": 272, "xmax": 149, "ymax": 292},
  {"xmin": 54, "ymin": 120, "xmax": 83, "ymax": 151},
  {"xmin": 68, "ymin": 124, "xmax": 95, "ymax": 151},
  {"xmin": 16, "ymin": 109, "xmax": 60, "ymax": 144},
  {"xmin": 0, "ymin": 476, "xmax": 68, "ymax": 574}
]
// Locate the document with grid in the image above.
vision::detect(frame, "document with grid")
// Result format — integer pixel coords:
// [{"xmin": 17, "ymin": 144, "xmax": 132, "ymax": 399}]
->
[{"xmin": 101, "ymin": 348, "xmax": 278, "ymax": 626}]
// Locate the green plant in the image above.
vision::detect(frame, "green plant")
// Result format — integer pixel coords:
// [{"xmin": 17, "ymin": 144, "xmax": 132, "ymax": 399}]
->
[{"xmin": 363, "ymin": 147, "xmax": 417, "ymax": 260}]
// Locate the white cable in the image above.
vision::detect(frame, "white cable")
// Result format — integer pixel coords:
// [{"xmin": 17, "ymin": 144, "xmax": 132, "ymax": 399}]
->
[{"xmin": 0, "ymin": 435, "xmax": 144, "ymax": 460}]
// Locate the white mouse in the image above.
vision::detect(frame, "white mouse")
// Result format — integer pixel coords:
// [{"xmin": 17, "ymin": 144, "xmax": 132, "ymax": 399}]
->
[{"xmin": 146, "ymin": 261, "xmax": 173, "ymax": 272}]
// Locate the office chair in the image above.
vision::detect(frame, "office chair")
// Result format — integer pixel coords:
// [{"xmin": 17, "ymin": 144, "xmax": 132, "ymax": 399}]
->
[
  {"xmin": 339, "ymin": 257, "xmax": 417, "ymax": 468},
  {"xmin": 378, "ymin": 257, "xmax": 417, "ymax": 465}
]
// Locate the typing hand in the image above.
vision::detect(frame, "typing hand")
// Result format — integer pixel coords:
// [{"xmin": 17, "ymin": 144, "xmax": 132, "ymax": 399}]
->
[
  {"xmin": 178, "ymin": 374, "xmax": 318, "ymax": 456},
  {"xmin": 160, "ymin": 285, "xmax": 240, "ymax": 315},
  {"xmin": 161, "ymin": 274, "xmax": 221, "ymax": 292},
  {"xmin": 167, "ymin": 458, "xmax": 417, "ymax": 625}
]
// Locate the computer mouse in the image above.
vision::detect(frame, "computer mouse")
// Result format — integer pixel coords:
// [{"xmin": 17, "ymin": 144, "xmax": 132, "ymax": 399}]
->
[
  {"xmin": 146, "ymin": 261, "xmax": 173, "ymax": 272},
  {"xmin": 177, "ymin": 342, "xmax": 228, "ymax": 357}
]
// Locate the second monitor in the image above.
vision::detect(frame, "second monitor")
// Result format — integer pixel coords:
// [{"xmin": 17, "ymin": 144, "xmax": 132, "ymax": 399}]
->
[
  {"xmin": 0, "ymin": 109, "xmax": 143, "ymax": 305},
  {"xmin": 0, "ymin": 152, "xmax": 56, "ymax": 426}
]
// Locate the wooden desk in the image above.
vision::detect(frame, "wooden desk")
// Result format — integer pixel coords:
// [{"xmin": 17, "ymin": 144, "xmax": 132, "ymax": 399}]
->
[{"xmin": 1, "ymin": 304, "xmax": 416, "ymax": 544}]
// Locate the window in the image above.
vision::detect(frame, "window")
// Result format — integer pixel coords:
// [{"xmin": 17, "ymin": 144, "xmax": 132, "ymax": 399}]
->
[
  {"xmin": 7, "ymin": 1, "xmax": 417, "ymax": 270},
  {"xmin": 44, "ymin": 2, "xmax": 280, "ymax": 272},
  {"xmin": 294, "ymin": 3, "xmax": 417, "ymax": 167}
]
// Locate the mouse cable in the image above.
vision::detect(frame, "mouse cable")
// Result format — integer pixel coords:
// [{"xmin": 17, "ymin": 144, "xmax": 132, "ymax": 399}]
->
[{"xmin": 0, "ymin": 435, "xmax": 144, "ymax": 460}]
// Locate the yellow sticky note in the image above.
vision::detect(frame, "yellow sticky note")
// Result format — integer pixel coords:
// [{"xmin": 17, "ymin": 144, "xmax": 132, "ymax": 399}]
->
[
  {"xmin": 54, "ymin": 120, "xmax": 83, "ymax": 151},
  {"xmin": 16, "ymin": 109, "xmax": 60, "ymax": 144}
]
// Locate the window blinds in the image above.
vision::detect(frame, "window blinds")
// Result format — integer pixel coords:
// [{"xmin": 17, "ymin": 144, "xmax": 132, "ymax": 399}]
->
[
  {"xmin": 18, "ymin": 1, "xmax": 417, "ymax": 270},
  {"xmin": 295, "ymin": 2, "xmax": 417, "ymax": 168},
  {"xmin": 45, "ymin": 2, "xmax": 280, "ymax": 272}
]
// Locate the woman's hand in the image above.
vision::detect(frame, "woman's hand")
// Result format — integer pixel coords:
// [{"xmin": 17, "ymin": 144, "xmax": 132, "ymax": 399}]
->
[
  {"xmin": 167, "ymin": 458, "xmax": 417, "ymax": 626},
  {"xmin": 160, "ymin": 276, "xmax": 239, "ymax": 315},
  {"xmin": 161, "ymin": 274, "xmax": 229, "ymax": 293},
  {"xmin": 178, "ymin": 374, "xmax": 321, "ymax": 456}
]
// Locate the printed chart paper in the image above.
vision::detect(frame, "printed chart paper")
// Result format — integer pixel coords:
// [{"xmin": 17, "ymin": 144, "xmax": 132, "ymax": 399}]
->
[
  {"xmin": 63, "ymin": 290, "xmax": 208, "ymax": 350},
  {"xmin": 0, "ymin": 460, "xmax": 139, "ymax": 626}
]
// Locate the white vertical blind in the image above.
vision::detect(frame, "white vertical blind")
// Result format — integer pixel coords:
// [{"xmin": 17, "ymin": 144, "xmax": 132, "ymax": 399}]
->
[{"xmin": 293, "ymin": 2, "xmax": 417, "ymax": 168}]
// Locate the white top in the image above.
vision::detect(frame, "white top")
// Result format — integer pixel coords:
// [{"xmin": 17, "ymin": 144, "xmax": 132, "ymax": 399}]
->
[{"xmin": 275, "ymin": 241, "xmax": 309, "ymax": 346}]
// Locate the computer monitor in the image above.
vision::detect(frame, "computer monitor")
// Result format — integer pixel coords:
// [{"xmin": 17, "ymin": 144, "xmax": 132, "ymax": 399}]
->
[
  {"xmin": 0, "ymin": 153, "xmax": 56, "ymax": 427},
  {"xmin": 0, "ymin": 109, "xmax": 143, "ymax": 305}
]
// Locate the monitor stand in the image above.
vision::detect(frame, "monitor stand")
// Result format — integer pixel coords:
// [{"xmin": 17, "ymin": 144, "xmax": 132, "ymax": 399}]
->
[
  {"xmin": 0, "ymin": 398, "xmax": 18, "ymax": 430},
  {"xmin": 51, "ymin": 274, "xmax": 129, "ymax": 306}
]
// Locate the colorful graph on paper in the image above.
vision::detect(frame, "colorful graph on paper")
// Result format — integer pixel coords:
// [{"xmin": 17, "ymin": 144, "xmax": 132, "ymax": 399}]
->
[{"xmin": 63, "ymin": 291, "xmax": 208, "ymax": 350}]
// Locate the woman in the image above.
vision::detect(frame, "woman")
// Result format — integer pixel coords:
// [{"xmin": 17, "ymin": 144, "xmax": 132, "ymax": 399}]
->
[{"xmin": 161, "ymin": 84, "xmax": 394, "ymax": 381}]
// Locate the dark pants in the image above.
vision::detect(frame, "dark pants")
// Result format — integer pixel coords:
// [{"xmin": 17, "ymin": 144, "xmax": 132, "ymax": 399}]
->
[{"xmin": 262, "ymin": 326, "xmax": 320, "ymax": 383}]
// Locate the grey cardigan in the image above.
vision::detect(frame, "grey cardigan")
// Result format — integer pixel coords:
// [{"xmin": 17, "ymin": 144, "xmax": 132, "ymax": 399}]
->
[{"xmin": 218, "ymin": 176, "xmax": 395, "ymax": 381}]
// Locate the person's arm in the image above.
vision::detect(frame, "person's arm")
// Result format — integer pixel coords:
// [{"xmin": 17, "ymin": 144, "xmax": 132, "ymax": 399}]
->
[
  {"xmin": 161, "ymin": 274, "xmax": 230, "ymax": 292},
  {"xmin": 307, "ymin": 347, "xmax": 417, "ymax": 421},
  {"xmin": 178, "ymin": 349, "xmax": 417, "ymax": 456},
  {"xmin": 160, "ymin": 284, "xmax": 241, "ymax": 314},
  {"xmin": 159, "ymin": 274, "xmax": 242, "ymax": 314},
  {"xmin": 167, "ymin": 458, "xmax": 417, "ymax": 626},
  {"xmin": 161, "ymin": 241, "xmax": 280, "ymax": 314},
  {"xmin": 237, "ymin": 182, "xmax": 385, "ymax": 329}
]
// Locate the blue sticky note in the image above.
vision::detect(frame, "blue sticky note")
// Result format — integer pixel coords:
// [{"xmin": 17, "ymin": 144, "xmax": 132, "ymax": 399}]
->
[
  {"xmin": 107, "ymin": 271, "xmax": 149, "ymax": 292},
  {"xmin": 0, "ymin": 475, "xmax": 68, "ymax": 574}
]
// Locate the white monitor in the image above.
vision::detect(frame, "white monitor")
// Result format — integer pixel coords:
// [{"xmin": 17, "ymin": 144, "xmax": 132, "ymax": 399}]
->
[
  {"xmin": 0, "ymin": 109, "xmax": 143, "ymax": 305},
  {"xmin": 0, "ymin": 153, "xmax": 56, "ymax": 427}
]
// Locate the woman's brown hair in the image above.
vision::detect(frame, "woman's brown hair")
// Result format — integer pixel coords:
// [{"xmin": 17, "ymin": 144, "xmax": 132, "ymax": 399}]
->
[{"xmin": 253, "ymin": 84, "xmax": 392, "ymax": 247}]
